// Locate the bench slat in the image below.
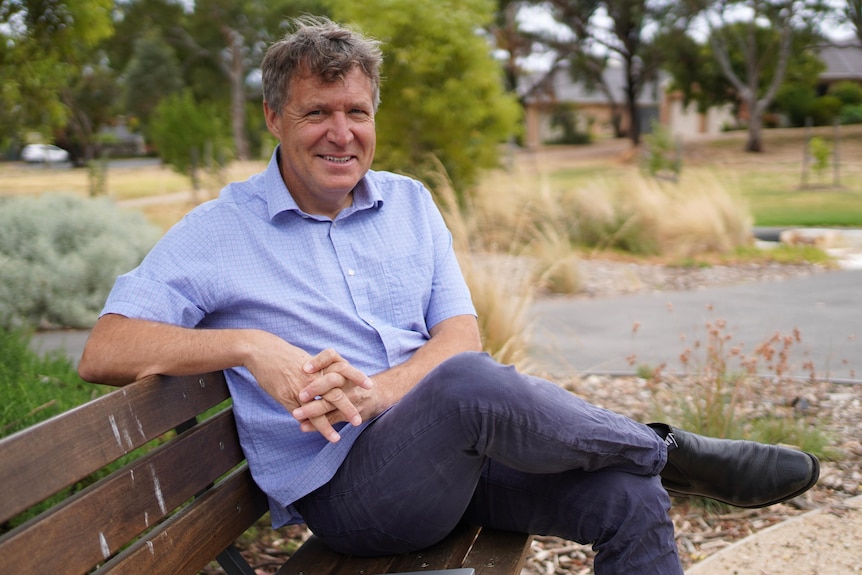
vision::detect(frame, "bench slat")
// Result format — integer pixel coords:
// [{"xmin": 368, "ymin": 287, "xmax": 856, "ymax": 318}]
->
[
  {"xmin": 276, "ymin": 524, "xmax": 481, "ymax": 575},
  {"xmin": 385, "ymin": 523, "xmax": 479, "ymax": 573},
  {"xmin": 0, "ymin": 408, "xmax": 245, "ymax": 575},
  {"xmin": 0, "ymin": 371, "xmax": 230, "ymax": 523},
  {"xmin": 462, "ymin": 529, "xmax": 532, "ymax": 574},
  {"xmin": 94, "ymin": 466, "xmax": 268, "ymax": 575}
]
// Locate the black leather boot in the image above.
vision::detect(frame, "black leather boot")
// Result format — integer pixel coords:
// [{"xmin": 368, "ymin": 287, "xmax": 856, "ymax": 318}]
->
[{"xmin": 650, "ymin": 424, "xmax": 820, "ymax": 508}]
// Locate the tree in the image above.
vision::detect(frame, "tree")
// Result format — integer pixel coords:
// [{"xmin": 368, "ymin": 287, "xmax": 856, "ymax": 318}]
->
[
  {"xmin": 845, "ymin": 0, "xmax": 862, "ymax": 43},
  {"xmin": 184, "ymin": 0, "xmax": 327, "ymax": 161},
  {"xmin": 123, "ymin": 33, "xmax": 185, "ymax": 134},
  {"xmin": 489, "ymin": 0, "xmax": 535, "ymax": 95},
  {"xmin": 535, "ymin": 0, "xmax": 684, "ymax": 146},
  {"xmin": 329, "ymin": 0, "xmax": 521, "ymax": 196},
  {"xmin": 104, "ymin": 0, "xmax": 190, "ymax": 74},
  {"xmin": 149, "ymin": 90, "xmax": 232, "ymax": 197},
  {"xmin": 684, "ymin": 0, "xmax": 829, "ymax": 152},
  {"xmin": 58, "ymin": 62, "xmax": 122, "ymax": 166},
  {"xmin": 0, "ymin": 0, "xmax": 114, "ymax": 145}
]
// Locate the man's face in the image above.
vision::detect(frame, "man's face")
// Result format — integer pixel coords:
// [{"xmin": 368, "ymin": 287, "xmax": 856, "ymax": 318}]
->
[{"xmin": 264, "ymin": 67, "xmax": 376, "ymax": 218}]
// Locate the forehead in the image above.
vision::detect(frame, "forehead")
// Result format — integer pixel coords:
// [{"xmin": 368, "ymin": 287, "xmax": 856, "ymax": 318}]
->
[{"xmin": 289, "ymin": 67, "xmax": 373, "ymax": 102}]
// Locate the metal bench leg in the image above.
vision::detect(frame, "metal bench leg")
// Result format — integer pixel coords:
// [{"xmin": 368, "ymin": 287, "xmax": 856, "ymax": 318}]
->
[{"xmin": 216, "ymin": 544, "xmax": 256, "ymax": 575}]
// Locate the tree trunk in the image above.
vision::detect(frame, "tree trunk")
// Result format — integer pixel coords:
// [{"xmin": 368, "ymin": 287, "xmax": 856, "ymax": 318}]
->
[
  {"xmin": 225, "ymin": 27, "xmax": 249, "ymax": 161},
  {"xmin": 745, "ymin": 99, "xmax": 764, "ymax": 152},
  {"xmin": 626, "ymin": 77, "xmax": 641, "ymax": 146}
]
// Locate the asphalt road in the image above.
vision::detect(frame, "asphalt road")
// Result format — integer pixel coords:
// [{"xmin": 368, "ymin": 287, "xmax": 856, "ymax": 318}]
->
[{"xmin": 530, "ymin": 269, "xmax": 862, "ymax": 382}]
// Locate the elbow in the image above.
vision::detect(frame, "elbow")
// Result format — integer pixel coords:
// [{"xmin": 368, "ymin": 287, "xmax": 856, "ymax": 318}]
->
[
  {"xmin": 78, "ymin": 340, "xmax": 132, "ymax": 387},
  {"xmin": 77, "ymin": 348, "xmax": 117, "ymax": 386}
]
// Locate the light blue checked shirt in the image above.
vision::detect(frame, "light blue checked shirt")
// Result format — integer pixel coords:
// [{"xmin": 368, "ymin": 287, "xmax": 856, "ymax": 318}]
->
[{"xmin": 101, "ymin": 148, "xmax": 476, "ymax": 527}]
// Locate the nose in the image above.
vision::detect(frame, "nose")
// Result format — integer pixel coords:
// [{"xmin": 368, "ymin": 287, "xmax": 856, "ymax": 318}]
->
[{"xmin": 327, "ymin": 113, "xmax": 354, "ymax": 147}]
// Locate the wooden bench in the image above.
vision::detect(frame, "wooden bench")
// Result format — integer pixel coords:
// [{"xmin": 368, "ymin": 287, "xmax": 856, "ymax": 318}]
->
[{"xmin": 0, "ymin": 371, "xmax": 532, "ymax": 575}]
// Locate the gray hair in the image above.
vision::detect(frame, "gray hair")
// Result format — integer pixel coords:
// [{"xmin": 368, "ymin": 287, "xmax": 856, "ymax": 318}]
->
[{"xmin": 261, "ymin": 16, "xmax": 383, "ymax": 114}]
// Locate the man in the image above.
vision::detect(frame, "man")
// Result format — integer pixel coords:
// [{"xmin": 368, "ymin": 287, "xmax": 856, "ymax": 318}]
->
[{"xmin": 79, "ymin": 17, "xmax": 818, "ymax": 574}]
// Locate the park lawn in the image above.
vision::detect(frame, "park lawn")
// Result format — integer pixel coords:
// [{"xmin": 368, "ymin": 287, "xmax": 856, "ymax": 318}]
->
[{"xmin": 1, "ymin": 126, "xmax": 860, "ymax": 229}]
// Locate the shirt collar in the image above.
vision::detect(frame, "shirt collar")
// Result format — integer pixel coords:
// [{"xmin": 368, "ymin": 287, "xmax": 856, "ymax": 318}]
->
[{"xmin": 264, "ymin": 145, "xmax": 383, "ymax": 221}]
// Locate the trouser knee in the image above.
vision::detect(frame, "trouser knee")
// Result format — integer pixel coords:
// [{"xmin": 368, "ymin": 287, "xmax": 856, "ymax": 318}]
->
[{"xmin": 417, "ymin": 351, "xmax": 525, "ymax": 405}]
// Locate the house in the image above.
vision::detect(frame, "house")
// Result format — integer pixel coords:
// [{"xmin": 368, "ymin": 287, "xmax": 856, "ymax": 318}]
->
[
  {"xmin": 521, "ymin": 38, "xmax": 861, "ymax": 148},
  {"xmin": 816, "ymin": 38, "xmax": 862, "ymax": 93},
  {"xmin": 520, "ymin": 62, "xmax": 734, "ymax": 148}
]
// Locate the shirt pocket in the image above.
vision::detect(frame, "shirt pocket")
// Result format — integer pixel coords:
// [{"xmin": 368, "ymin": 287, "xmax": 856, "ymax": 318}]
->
[{"xmin": 380, "ymin": 254, "xmax": 433, "ymax": 330}]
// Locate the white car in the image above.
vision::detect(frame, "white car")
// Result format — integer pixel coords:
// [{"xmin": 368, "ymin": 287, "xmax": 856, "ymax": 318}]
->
[{"xmin": 21, "ymin": 144, "xmax": 70, "ymax": 163}]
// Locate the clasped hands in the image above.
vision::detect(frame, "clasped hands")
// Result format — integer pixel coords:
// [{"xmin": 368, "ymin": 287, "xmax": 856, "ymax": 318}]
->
[{"xmin": 251, "ymin": 342, "xmax": 377, "ymax": 443}]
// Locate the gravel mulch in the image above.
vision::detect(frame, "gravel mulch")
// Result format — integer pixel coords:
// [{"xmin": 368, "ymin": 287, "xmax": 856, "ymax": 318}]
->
[{"xmin": 207, "ymin": 259, "xmax": 861, "ymax": 575}]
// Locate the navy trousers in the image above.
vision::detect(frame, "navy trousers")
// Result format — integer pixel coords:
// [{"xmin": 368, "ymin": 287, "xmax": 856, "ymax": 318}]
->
[{"xmin": 295, "ymin": 352, "xmax": 683, "ymax": 574}]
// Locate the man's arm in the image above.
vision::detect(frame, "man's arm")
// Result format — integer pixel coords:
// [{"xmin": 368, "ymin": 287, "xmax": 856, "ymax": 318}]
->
[
  {"xmin": 78, "ymin": 313, "xmax": 273, "ymax": 385},
  {"xmin": 78, "ymin": 313, "xmax": 372, "ymax": 442}
]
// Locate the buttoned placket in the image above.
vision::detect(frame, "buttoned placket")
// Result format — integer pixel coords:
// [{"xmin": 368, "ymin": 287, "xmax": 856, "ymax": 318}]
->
[{"xmin": 328, "ymin": 219, "xmax": 376, "ymax": 327}]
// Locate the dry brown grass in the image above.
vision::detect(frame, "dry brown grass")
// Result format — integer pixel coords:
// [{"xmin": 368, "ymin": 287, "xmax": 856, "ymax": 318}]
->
[{"xmin": 0, "ymin": 160, "xmax": 265, "ymax": 201}]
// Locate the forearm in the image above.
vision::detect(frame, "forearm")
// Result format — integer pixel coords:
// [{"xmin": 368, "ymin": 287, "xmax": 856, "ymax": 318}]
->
[
  {"xmin": 371, "ymin": 314, "xmax": 482, "ymax": 411},
  {"xmin": 78, "ymin": 313, "xmax": 267, "ymax": 386}
]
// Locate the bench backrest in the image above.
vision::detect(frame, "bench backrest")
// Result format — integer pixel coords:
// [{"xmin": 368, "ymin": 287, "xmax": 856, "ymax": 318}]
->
[{"xmin": 0, "ymin": 371, "xmax": 268, "ymax": 575}]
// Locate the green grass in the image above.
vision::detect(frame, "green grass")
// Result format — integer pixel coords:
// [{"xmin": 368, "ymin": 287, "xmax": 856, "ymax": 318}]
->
[
  {"xmin": 743, "ymin": 187, "xmax": 862, "ymax": 226},
  {"xmin": 0, "ymin": 328, "xmax": 111, "ymax": 438},
  {"xmin": 543, "ymin": 126, "xmax": 862, "ymax": 228}
]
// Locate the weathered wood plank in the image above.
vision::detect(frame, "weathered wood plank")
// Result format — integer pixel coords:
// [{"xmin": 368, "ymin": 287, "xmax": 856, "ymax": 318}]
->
[
  {"xmin": 276, "ymin": 524, "xmax": 485, "ymax": 575},
  {"xmin": 93, "ymin": 466, "xmax": 268, "ymax": 575},
  {"xmin": 462, "ymin": 529, "xmax": 532, "ymax": 575},
  {"xmin": 0, "ymin": 408, "xmax": 245, "ymax": 575},
  {"xmin": 385, "ymin": 524, "xmax": 479, "ymax": 572},
  {"xmin": 0, "ymin": 371, "xmax": 229, "ymax": 523}
]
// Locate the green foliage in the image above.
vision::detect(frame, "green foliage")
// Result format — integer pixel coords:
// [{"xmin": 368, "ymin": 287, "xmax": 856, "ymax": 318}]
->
[
  {"xmin": 840, "ymin": 104, "xmax": 862, "ymax": 125},
  {"xmin": 0, "ymin": 0, "xmax": 114, "ymax": 142},
  {"xmin": 749, "ymin": 417, "xmax": 835, "ymax": 461},
  {"xmin": 0, "ymin": 327, "xmax": 108, "ymax": 438},
  {"xmin": 828, "ymin": 80, "xmax": 862, "ymax": 106},
  {"xmin": 641, "ymin": 122, "xmax": 681, "ymax": 180},
  {"xmin": 548, "ymin": 104, "xmax": 591, "ymax": 145},
  {"xmin": 149, "ymin": 90, "xmax": 232, "ymax": 187},
  {"xmin": 809, "ymin": 95, "xmax": 843, "ymax": 125},
  {"xmin": 808, "ymin": 136, "xmax": 831, "ymax": 178},
  {"xmin": 329, "ymin": 0, "xmax": 521, "ymax": 195},
  {"xmin": 0, "ymin": 194, "xmax": 161, "ymax": 330},
  {"xmin": 124, "ymin": 33, "xmax": 185, "ymax": 132},
  {"xmin": 775, "ymin": 83, "xmax": 816, "ymax": 126}
]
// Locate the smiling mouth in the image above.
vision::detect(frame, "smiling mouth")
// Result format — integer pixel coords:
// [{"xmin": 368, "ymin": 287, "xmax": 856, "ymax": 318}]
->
[{"xmin": 322, "ymin": 155, "xmax": 353, "ymax": 164}]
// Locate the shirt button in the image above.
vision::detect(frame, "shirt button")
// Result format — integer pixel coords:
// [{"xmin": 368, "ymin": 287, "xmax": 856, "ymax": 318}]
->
[{"xmin": 348, "ymin": 268, "xmax": 356, "ymax": 276}]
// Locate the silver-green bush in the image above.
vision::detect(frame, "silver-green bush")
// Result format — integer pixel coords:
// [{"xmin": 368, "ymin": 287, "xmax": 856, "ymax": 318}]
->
[{"xmin": 0, "ymin": 193, "xmax": 161, "ymax": 329}]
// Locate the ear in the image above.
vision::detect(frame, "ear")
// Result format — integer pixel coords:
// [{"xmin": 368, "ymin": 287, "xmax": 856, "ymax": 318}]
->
[{"xmin": 263, "ymin": 101, "xmax": 281, "ymax": 139}]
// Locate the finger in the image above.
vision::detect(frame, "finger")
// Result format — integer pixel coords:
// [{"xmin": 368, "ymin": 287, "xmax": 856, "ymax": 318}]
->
[
  {"xmin": 302, "ymin": 348, "xmax": 343, "ymax": 374},
  {"xmin": 293, "ymin": 389, "xmax": 362, "ymax": 427},
  {"xmin": 298, "ymin": 369, "xmax": 373, "ymax": 403},
  {"xmin": 307, "ymin": 413, "xmax": 342, "ymax": 443}
]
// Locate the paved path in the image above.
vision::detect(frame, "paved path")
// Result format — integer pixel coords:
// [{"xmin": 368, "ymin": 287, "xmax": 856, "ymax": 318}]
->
[
  {"xmin": 685, "ymin": 495, "xmax": 862, "ymax": 575},
  {"xmin": 530, "ymin": 269, "xmax": 862, "ymax": 382}
]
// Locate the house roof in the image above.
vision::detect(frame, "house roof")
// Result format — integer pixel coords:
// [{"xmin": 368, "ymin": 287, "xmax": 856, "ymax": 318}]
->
[
  {"xmin": 817, "ymin": 39, "xmax": 862, "ymax": 82},
  {"xmin": 520, "ymin": 62, "xmax": 667, "ymax": 107},
  {"xmin": 522, "ymin": 38, "xmax": 862, "ymax": 107}
]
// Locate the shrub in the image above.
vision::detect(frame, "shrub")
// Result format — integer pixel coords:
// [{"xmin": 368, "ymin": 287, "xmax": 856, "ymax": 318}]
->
[
  {"xmin": 839, "ymin": 104, "xmax": 862, "ymax": 125},
  {"xmin": 0, "ymin": 193, "xmax": 161, "ymax": 329},
  {"xmin": 809, "ymin": 95, "xmax": 843, "ymax": 125},
  {"xmin": 641, "ymin": 122, "xmax": 681, "ymax": 180},
  {"xmin": 828, "ymin": 81, "xmax": 862, "ymax": 106},
  {"xmin": 808, "ymin": 136, "xmax": 831, "ymax": 180}
]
